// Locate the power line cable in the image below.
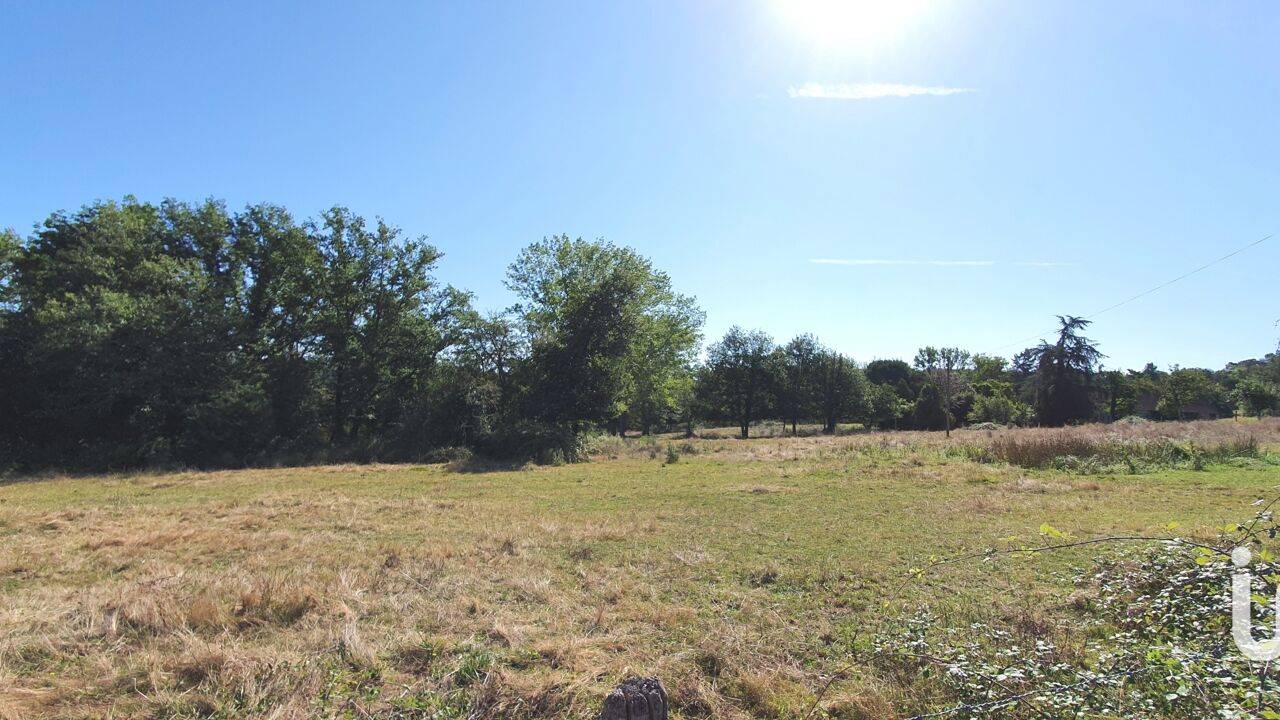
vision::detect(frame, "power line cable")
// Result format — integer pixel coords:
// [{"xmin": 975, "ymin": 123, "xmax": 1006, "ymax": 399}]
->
[{"xmin": 994, "ymin": 232, "xmax": 1273, "ymax": 352}]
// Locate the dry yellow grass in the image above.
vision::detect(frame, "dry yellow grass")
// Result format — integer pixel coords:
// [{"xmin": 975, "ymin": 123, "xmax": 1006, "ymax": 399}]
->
[
  {"xmin": 1, "ymin": 419, "xmax": 1278, "ymax": 718},
  {"xmin": 640, "ymin": 416, "xmax": 1280, "ymax": 461}
]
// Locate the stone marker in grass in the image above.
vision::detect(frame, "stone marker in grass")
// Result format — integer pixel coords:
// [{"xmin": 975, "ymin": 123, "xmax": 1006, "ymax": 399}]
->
[{"xmin": 600, "ymin": 677, "xmax": 668, "ymax": 720}]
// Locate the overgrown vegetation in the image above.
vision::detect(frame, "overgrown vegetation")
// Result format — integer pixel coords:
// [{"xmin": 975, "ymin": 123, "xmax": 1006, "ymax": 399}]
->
[
  {"xmin": 0, "ymin": 203, "xmax": 703, "ymax": 471},
  {"xmin": 2, "ymin": 421, "xmax": 1278, "ymax": 718},
  {"xmin": 953, "ymin": 421, "xmax": 1272, "ymax": 473},
  {"xmin": 3, "ymin": 198, "xmax": 1279, "ymax": 473},
  {"xmin": 868, "ymin": 518, "xmax": 1280, "ymax": 718}
]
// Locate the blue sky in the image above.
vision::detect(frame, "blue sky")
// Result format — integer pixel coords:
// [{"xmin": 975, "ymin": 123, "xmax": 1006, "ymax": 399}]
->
[{"xmin": 2, "ymin": 1, "xmax": 1277, "ymax": 370}]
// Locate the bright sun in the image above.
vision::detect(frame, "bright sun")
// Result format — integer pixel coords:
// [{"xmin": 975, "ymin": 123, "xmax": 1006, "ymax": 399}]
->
[{"xmin": 774, "ymin": 0, "xmax": 934, "ymax": 53}]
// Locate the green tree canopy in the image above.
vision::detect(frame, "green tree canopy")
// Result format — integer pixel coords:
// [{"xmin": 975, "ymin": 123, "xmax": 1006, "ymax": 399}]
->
[
  {"xmin": 1233, "ymin": 377, "xmax": 1280, "ymax": 418},
  {"xmin": 869, "ymin": 382, "xmax": 911, "ymax": 429},
  {"xmin": 2, "ymin": 198, "xmax": 471, "ymax": 469},
  {"xmin": 1016, "ymin": 316, "xmax": 1103, "ymax": 426},
  {"xmin": 506, "ymin": 235, "xmax": 703, "ymax": 433},
  {"xmin": 701, "ymin": 326, "xmax": 776, "ymax": 438},
  {"xmin": 913, "ymin": 346, "xmax": 972, "ymax": 437},
  {"xmin": 775, "ymin": 334, "xmax": 821, "ymax": 435},
  {"xmin": 1158, "ymin": 366, "xmax": 1218, "ymax": 420},
  {"xmin": 813, "ymin": 350, "xmax": 868, "ymax": 434}
]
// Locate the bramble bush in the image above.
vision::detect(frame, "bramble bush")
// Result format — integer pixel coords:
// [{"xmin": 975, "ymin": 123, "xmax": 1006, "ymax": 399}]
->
[
  {"xmin": 869, "ymin": 505, "xmax": 1280, "ymax": 718},
  {"xmin": 874, "ymin": 547, "xmax": 1278, "ymax": 718}
]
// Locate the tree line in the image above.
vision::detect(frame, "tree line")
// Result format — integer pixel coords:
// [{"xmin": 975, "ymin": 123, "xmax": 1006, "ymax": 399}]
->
[
  {"xmin": 702, "ymin": 317, "xmax": 1280, "ymax": 439},
  {"xmin": 1, "ymin": 198, "xmax": 1277, "ymax": 471}
]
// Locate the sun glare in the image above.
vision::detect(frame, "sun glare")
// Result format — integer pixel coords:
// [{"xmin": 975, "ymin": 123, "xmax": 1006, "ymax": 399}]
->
[{"xmin": 774, "ymin": 0, "xmax": 935, "ymax": 53}]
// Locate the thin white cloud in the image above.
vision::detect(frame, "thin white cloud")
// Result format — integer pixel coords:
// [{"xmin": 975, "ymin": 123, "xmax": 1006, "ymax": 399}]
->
[
  {"xmin": 810, "ymin": 259, "xmax": 1072, "ymax": 267},
  {"xmin": 810, "ymin": 259, "xmax": 994, "ymax": 266},
  {"xmin": 788, "ymin": 82, "xmax": 975, "ymax": 100}
]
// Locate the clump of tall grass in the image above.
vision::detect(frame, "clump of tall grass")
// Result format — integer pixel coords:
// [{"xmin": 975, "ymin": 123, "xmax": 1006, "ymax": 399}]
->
[
  {"xmin": 580, "ymin": 433, "xmax": 628, "ymax": 459},
  {"xmin": 921, "ymin": 418, "xmax": 1280, "ymax": 473},
  {"xmin": 984, "ymin": 433, "xmax": 1261, "ymax": 472},
  {"xmin": 582, "ymin": 432, "xmax": 698, "ymax": 461}
]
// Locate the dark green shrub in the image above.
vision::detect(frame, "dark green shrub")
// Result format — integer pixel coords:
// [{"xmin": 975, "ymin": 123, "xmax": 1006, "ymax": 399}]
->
[{"xmin": 480, "ymin": 421, "xmax": 583, "ymax": 464}]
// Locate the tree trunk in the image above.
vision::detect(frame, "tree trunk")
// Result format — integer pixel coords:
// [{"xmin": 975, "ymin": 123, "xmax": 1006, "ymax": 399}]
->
[{"xmin": 331, "ymin": 359, "xmax": 345, "ymax": 444}]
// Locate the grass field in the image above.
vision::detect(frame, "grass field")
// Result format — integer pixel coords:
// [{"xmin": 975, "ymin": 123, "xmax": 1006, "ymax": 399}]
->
[{"xmin": 3, "ymin": 419, "xmax": 1279, "ymax": 719}]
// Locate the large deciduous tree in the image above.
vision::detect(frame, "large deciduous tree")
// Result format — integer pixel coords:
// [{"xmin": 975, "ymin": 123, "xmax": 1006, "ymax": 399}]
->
[
  {"xmin": 505, "ymin": 235, "xmax": 703, "ymax": 435},
  {"xmin": 869, "ymin": 383, "xmax": 911, "ymax": 430},
  {"xmin": 2, "ymin": 198, "xmax": 472, "ymax": 470},
  {"xmin": 0, "ymin": 228, "xmax": 25, "ymax": 458},
  {"xmin": 1158, "ymin": 366, "xmax": 1216, "ymax": 420},
  {"xmin": 702, "ymin": 327, "xmax": 776, "ymax": 438},
  {"xmin": 776, "ymin": 334, "xmax": 820, "ymax": 435},
  {"xmin": 913, "ymin": 346, "xmax": 972, "ymax": 437},
  {"xmin": 1233, "ymin": 377, "xmax": 1280, "ymax": 418},
  {"xmin": 865, "ymin": 358, "xmax": 926, "ymax": 427},
  {"xmin": 0, "ymin": 229, "xmax": 19, "ymax": 315},
  {"xmin": 11, "ymin": 198, "xmax": 234, "ymax": 466},
  {"xmin": 312, "ymin": 208, "xmax": 468, "ymax": 451},
  {"xmin": 813, "ymin": 349, "xmax": 868, "ymax": 434}
]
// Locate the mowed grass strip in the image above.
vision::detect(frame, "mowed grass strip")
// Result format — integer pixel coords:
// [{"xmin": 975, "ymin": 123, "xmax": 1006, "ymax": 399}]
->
[{"xmin": 1, "ymin": 422, "xmax": 1278, "ymax": 719}]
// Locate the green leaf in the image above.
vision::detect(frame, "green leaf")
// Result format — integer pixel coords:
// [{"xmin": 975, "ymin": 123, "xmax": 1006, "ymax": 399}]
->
[{"xmin": 1039, "ymin": 523, "xmax": 1066, "ymax": 539}]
